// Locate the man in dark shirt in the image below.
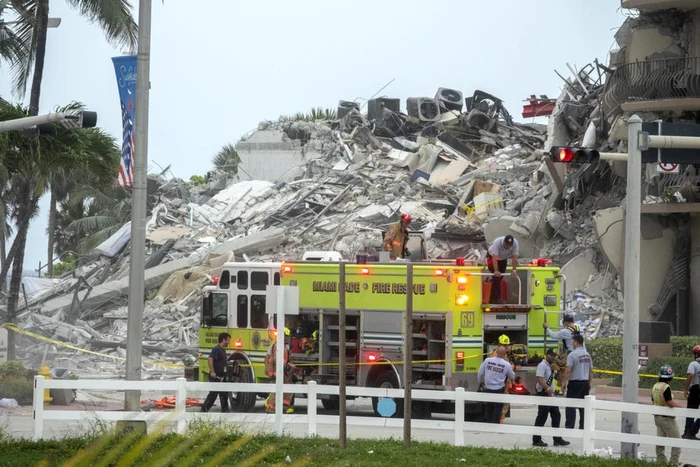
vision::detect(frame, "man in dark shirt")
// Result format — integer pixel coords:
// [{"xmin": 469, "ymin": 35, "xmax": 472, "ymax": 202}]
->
[{"xmin": 201, "ymin": 332, "xmax": 231, "ymax": 412}]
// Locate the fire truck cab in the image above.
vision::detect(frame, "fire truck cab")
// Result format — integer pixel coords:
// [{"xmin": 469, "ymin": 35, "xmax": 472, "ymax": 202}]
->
[{"xmin": 188, "ymin": 254, "xmax": 565, "ymax": 417}]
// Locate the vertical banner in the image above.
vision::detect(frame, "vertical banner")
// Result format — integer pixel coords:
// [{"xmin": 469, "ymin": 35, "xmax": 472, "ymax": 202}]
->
[{"xmin": 112, "ymin": 55, "xmax": 137, "ymax": 187}]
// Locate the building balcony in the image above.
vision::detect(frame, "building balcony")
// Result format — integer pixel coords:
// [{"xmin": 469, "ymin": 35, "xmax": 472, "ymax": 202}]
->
[
  {"xmin": 605, "ymin": 56, "xmax": 700, "ymax": 112},
  {"xmin": 622, "ymin": 0, "xmax": 700, "ymax": 10}
]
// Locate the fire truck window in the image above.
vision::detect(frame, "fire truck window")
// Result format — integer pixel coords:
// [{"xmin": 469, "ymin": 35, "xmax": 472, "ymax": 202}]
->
[
  {"xmin": 237, "ymin": 295, "xmax": 248, "ymax": 328},
  {"xmin": 208, "ymin": 293, "xmax": 228, "ymax": 327},
  {"xmin": 251, "ymin": 271, "xmax": 268, "ymax": 291},
  {"xmin": 219, "ymin": 270, "xmax": 231, "ymax": 289},
  {"xmin": 251, "ymin": 295, "xmax": 267, "ymax": 329},
  {"xmin": 237, "ymin": 271, "xmax": 248, "ymax": 290},
  {"xmin": 274, "ymin": 272, "xmax": 280, "ymax": 285}
]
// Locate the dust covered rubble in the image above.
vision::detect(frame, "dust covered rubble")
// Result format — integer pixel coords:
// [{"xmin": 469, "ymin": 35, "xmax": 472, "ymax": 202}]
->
[{"xmin": 12, "ymin": 86, "xmax": 634, "ymax": 377}]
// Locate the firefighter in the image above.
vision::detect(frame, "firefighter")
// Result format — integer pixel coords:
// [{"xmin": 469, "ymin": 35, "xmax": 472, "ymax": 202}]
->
[
  {"xmin": 532, "ymin": 349, "xmax": 569, "ymax": 447},
  {"xmin": 486, "ymin": 235, "xmax": 519, "ymax": 304},
  {"xmin": 477, "ymin": 346, "xmax": 514, "ymax": 424},
  {"xmin": 264, "ymin": 327, "xmax": 296, "ymax": 414},
  {"xmin": 682, "ymin": 344, "xmax": 700, "ymax": 440},
  {"xmin": 543, "ymin": 314, "xmax": 582, "ymax": 394},
  {"xmin": 652, "ymin": 365, "xmax": 682, "ymax": 465},
  {"xmin": 383, "ymin": 213, "xmax": 411, "ymax": 259}
]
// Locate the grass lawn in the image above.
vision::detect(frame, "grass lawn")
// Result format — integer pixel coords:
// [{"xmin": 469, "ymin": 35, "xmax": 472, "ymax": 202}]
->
[{"xmin": 0, "ymin": 423, "xmax": 654, "ymax": 467}]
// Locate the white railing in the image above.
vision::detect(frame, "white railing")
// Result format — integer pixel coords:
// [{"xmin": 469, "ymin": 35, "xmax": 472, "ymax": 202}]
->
[{"xmin": 33, "ymin": 376, "xmax": 700, "ymax": 457}]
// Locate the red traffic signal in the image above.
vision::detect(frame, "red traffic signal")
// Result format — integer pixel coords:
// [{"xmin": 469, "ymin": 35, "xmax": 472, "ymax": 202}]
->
[{"xmin": 550, "ymin": 146, "xmax": 599, "ymax": 163}]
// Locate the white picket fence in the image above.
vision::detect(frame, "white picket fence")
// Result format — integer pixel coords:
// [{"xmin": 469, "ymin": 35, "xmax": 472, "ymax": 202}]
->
[{"xmin": 33, "ymin": 376, "xmax": 700, "ymax": 457}]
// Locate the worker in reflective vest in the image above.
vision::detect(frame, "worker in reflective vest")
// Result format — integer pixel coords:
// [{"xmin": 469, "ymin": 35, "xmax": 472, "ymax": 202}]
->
[{"xmin": 652, "ymin": 364, "xmax": 681, "ymax": 465}]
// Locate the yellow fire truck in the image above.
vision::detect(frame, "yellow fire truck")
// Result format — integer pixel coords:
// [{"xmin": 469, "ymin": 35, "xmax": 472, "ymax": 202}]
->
[{"xmin": 185, "ymin": 254, "xmax": 565, "ymax": 417}]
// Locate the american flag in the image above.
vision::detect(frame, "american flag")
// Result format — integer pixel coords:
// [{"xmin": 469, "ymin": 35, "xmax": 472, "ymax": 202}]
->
[{"xmin": 117, "ymin": 98, "xmax": 135, "ymax": 187}]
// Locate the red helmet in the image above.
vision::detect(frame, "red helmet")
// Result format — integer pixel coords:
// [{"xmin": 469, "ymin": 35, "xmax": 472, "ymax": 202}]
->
[
  {"xmin": 400, "ymin": 213, "xmax": 412, "ymax": 224},
  {"xmin": 693, "ymin": 344, "xmax": 700, "ymax": 355}
]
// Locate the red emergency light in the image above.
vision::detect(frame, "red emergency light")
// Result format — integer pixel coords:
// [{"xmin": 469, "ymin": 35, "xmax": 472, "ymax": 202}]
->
[
  {"xmin": 366, "ymin": 353, "xmax": 378, "ymax": 362},
  {"xmin": 235, "ymin": 339, "xmax": 243, "ymax": 348},
  {"xmin": 282, "ymin": 265, "xmax": 292, "ymax": 273},
  {"xmin": 557, "ymin": 148, "xmax": 574, "ymax": 162},
  {"xmin": 211, "ymin": 276, "xmax": 220, "ymax": 284},
  {"xmin": 455, "ymin": 257, "xmax": 465, "ymax": 266},
  {"xmin": 361, "ymin": 267, "xmax": 370, "ymax": 275},
  {"xmin": 435, "ymin": 269, "xmax": 445, "ymax": 276}
]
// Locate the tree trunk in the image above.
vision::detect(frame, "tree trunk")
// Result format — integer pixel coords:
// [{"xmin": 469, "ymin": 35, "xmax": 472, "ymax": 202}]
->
[
  {"xmin": 5, "ymin": 184, "xmax": 34, "ymax": 361},
  {"xmin": 0, "ymin": 235, "xmax": 19, "ymax": 294},
  {"xmin": 28, "ymin": 0, "xmax": 49, "ymax": 117},
  {"xmin": 46, "ymin": 185, "xmax": 57, "ymax": 277}
]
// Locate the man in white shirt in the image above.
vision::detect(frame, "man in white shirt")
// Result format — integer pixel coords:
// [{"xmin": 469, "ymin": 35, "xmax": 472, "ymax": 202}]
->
[
  {"xmin": 486, "ymin": 235, "xmax": 519, "ymax": 304},
  {"xmin": 683, "ymin": 344, "xmax": 700, "ymax": 439},
  {"xmin": 532, "ymin": 349, "xmax": 570, "ymax": 447}
]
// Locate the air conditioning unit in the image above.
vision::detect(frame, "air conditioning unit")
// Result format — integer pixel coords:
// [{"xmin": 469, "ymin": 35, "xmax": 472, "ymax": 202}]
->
[
  {"xmin": 406, "ymin": 97, "xmax": 440, "ymax": 123},
  {"xmin": 367, "ymin": 98, "xmax": 401, "ymax": 121},
  {"xmin": 337, "ymin": 100, "xmax": 360, "ymax": 119},
  {"xmin": 435, "ymin": 88, "xmax": 463, "ymax": 112}
]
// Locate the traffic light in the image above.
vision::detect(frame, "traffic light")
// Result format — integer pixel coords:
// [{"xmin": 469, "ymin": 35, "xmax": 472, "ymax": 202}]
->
[
  {"xmin": 549, "ymin": 146, "xmax": 600, "ymax": 163},
  {"xmin": 37, "ymin": 111, "xmax": 98, "ymax": 135}
]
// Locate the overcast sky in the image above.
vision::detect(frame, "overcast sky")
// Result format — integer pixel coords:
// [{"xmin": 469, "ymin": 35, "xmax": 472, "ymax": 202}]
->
[{"xmin": 1, "ymin": 0, "xmax": 628, "ymax": 273}]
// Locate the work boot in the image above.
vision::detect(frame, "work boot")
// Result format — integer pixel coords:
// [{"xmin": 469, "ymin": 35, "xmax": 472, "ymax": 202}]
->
[
  {"xmin": 553, "ymin": 438, "xmax": 570, "ymax": 446},
  {"xmin": 200, "ymin": 406, "xmax": 209, "ymax": 413},
  {"xmin": 532, "ymin": 440, "xmax": 547, "ymax": 447}
]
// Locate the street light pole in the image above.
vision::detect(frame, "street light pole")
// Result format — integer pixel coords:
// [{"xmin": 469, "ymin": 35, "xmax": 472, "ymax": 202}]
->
[
  {"xmin": 620, "ymin": 114, "xmax": 642, "ymax": 459},
  {"xmin": 124, "ymin": 0, "xmax": 152, "ymax": 412}
]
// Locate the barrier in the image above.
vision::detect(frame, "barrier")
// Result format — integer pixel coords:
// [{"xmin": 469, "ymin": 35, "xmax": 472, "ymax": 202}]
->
[{"xmin": 31, "ymin": 376, "xmax": 700, "ymax": 458}]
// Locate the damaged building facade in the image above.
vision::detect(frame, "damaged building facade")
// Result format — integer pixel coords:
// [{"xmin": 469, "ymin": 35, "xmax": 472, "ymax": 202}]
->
[{"xmin": 4, "ymin": 0, "xmax": 700, "ymax": 377}]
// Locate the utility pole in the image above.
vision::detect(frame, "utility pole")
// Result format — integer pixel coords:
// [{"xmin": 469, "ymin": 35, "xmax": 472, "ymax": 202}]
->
[
  {"xmin": 403, "ymin": 263, "xmax": 413, "ymax": 448},
  {"xmin": 125, "ymin": 0, "xmax": 152, "ymax": 412},
  {"xmin": 339, "ymin": 262, "xmax": 347, "ymax": 448},
  {"xmin": 620, "ymin": 114, "xmax": 642, "ymax": 459}
]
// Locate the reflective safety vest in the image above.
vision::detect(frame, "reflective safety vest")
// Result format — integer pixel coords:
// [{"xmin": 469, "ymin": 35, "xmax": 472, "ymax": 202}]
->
[
  {"xmin": 651, "ymin": 381, "xmax": 671, "ymax": 407},
  {"xmin": 562, "ymin": 325, "xmax": 580, "ymax": 352}
]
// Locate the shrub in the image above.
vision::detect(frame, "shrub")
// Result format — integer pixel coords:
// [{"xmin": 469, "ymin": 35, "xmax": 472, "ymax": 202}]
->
[
  {"xmin": 671, "ymin": 335, "xmax": 700, "ymax": 357},
  {"xmin": 0, "ymin": 361, "xmax": 32, "ymax": 380},
  {"xmin": 587, "ymin": 336, "xmax": 623, "ymax": 373},
  {"xmin": 0, "ymin": 378, "xmax": 33, "ymax": 405}
]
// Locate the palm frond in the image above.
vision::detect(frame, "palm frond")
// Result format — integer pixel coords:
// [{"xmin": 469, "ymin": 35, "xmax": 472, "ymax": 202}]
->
[
  {"xmin": 66, "ymin": 0, "xmax": 137, "ymax": 49},
  {"xmin": 65, "ymin": 215, "xmax": 120, "ymax": 235}
]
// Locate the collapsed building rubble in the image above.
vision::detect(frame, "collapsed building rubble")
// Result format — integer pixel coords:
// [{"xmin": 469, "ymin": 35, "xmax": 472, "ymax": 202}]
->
[{"xmin": 10, "ymin": 39, "xmax": 690, "ymax": 378}]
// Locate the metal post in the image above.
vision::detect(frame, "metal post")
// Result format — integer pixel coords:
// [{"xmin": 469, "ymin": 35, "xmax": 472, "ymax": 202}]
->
[
  {"xmin": 404, "ymin": 263, "xmax": 413, "ymax": 448},
  {"xmin": 621, "ymin": 114, "xmax": 642, "ymax": 459},
  {"xmin": 125, "ymin": 0, "xmax": 152, "ymax": 412},
  {"xmin": 338, "ymin": 262, "xmax": 347, "ymax": 448},
  {"xmin": 275, "ymin": 286, "xmax": 285, "ymax": 436}
]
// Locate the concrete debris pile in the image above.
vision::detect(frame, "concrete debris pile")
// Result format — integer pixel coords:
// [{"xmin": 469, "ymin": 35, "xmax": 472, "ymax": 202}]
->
[{"xmin": 9, "ymin": 81, "xmax": 646, "ymax": 377}]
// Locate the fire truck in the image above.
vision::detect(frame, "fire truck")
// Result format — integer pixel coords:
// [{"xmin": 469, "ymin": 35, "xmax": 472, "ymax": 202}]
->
[{"xmin": 185, "ymin": 253, "xmax": 565, "ymax": 418}]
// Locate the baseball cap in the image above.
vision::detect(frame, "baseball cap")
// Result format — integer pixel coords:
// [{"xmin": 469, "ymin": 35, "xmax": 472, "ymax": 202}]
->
[
  {"xmin": 504, "ymin": 235, "xmax": 514, "ymax": 245},
  {"xmin": 563, "ymin": 314, "xmax": 574, "ymax": 323},
  {"xmin": 546, "ymin": 348, "xmax": 557, "ymax": 356}
]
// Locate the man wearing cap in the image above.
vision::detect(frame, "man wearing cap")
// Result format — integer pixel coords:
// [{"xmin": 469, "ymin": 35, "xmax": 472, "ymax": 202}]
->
[
  {"xmin": 383, "ymin": 213, "xmax": 411, "ymax": 259},
  {"xmin": 477, "ymin": 346, "xmax": 515, "ymax": 423},
  {"xmin": 543, "ymin": 314, "xmax": 582, "ymax": 354},
  {"xmin": 532, "ymin": 349, "xmax": 570, "ymax": 447},
  {"xmin": 486, "ymin": 235, "xmax": 519, "ymax": 304}
]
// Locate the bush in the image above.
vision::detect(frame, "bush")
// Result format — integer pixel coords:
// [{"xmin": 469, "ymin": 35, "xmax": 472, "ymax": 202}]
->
[
  {"xmin": 671, "ymin": 335, "xmax": 700, "ymax": 357},
  {"xmin": 638, "ymin": 356, "xmax": 690, "ymax": 391},
  {"xmin": 0, "ymin": 378, "xmax": 33, "ymax": 405},
  {"xmin": 587, "ymin": 336, "xmax": 623, "ymax": 373},
  {"xmin": 0, "ymin": 361, "xmax": 33, "ymax": 380}
]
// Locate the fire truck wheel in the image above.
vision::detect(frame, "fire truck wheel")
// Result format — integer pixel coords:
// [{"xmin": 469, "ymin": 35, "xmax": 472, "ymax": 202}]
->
[
  {"xmin": 321, "ymin": 398, "xmax": 340, "ymax": 411},
  {"xmin": 228, "ymin": 361, "xmax": 256, "ymax": 412},
  {"xmin": 370, "ymin": 371, "xmax": 403, "ymax": 418}
]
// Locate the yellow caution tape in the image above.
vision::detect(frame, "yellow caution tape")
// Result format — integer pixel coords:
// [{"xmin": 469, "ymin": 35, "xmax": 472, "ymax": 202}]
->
[
  {"xmin": 1, "ymin": 322, "xmax": 183, "ymax": 369},
  {"xmin": 462, "ymin": 198, "xmax": 504, "ymax": 216},
  {"xmin": 593, "ymin": 368, "xmax": 686, "ymax": 381}
]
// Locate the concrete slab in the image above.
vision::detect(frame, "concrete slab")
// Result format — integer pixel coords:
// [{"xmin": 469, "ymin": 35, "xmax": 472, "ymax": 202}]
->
[
  {"xmin": 40, "ymin": 229, "xmax": 286, "ymax": 316},
  {"xmin": 561, "ymin": 250, "xmax": 598, "ymax": 293},
  {"xmin": 593, "ymin": 207, "xmax": 624, "ymax": 274}
]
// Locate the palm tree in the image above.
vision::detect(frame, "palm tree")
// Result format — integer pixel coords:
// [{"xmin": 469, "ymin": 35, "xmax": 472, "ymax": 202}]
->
[
  {"xmin": 8, "ymin": 0, "xmax": 137, "ymax": 111},
  {"xmin": 0, "ymin": 99, "xmax": 121, "ymax": 359},
  {"xmin": 46, "ymin": 123, "xmax": 121, "ymax": 274},
  {"xmin": 212, "ymin": 143, "xmax": 241, "ymax": 175}
]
